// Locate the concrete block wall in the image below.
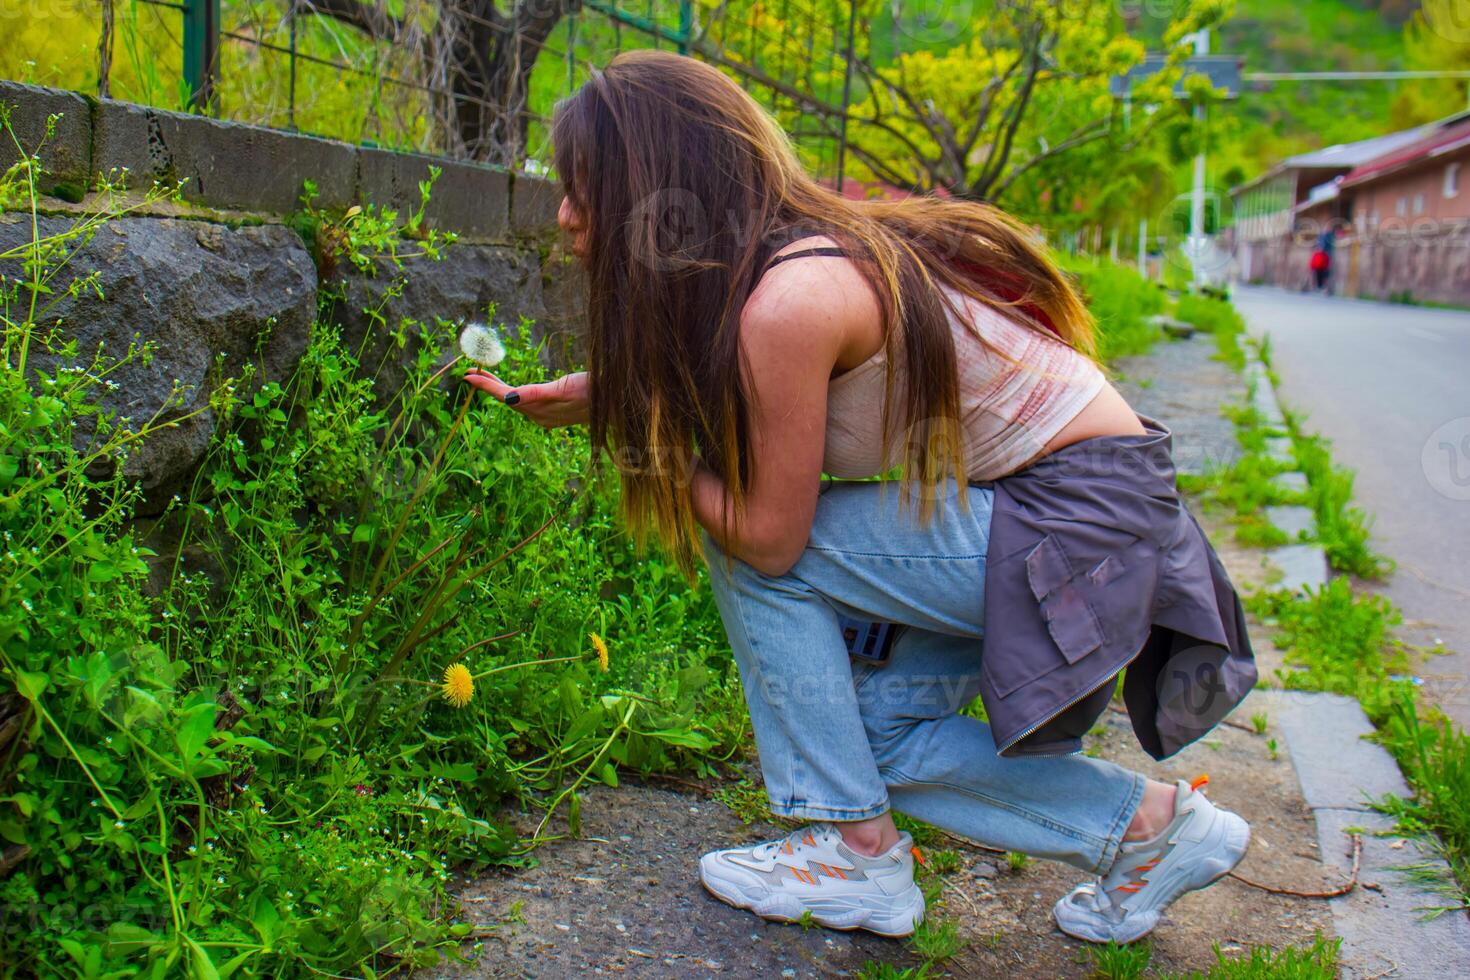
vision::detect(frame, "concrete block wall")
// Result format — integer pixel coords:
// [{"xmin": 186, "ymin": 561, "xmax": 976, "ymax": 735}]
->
[{"xmin": 0, "ymin": 79, "xmax": 561, "ymax": 243}]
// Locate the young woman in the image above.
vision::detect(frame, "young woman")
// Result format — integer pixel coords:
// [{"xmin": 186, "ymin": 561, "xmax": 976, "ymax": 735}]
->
[{"xmin": 466, "ymin": 51, "xmax": 1257, "ymax": 944}]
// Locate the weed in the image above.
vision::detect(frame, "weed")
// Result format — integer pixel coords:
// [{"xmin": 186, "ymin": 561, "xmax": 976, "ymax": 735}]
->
[
  {"xmin": 1251, "ymin": 712, "xmax": 1269, "ymax": 736},
  {"xmin": 1086, "ymin": 939, "xmax": 1152, "ymax": 980},
  {"xmin": 1058, "ymin": 255, "xmax": 1168, "ymax": 363},
  {"xmin": 1266, "ymin": 738, "xmax": 1279, "ymax": 761},
  {"xmin": 1288, "ymin": 432, "xmax": 1390, "ymax": 579},
  {"xmin": 856, "ymin": 962, "xmax": 934, "ymax": 980},
  {"xmin": 910, "ymin": 917, "xmax": 964, "ymax": 963},
  {"xmin": 1005, "ymin": 851, "xmax": 1032, "ymax": 872},
  {"xmin": 925, "ymin": 849, "xmax": 962, "ymax": 876},
  {"xmin": 715, "ymin": 777, "xmax": 777, "ymax": 827},
  {"xmin": 1166, "ymin": 934, "xmax": 1340, "ymax": 979},
  {"xmin": 0, "ymin": 116, "xmax": 742, "ymax": 974},
  {"xmin": 1175, "ymin": 293, "xmax": 1247, "ymax": 371}
]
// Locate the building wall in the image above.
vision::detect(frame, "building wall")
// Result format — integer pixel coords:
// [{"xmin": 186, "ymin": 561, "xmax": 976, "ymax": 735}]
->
[
  {"xmin": 1236, "ymin": 146, "xmax": 1470, "ymax": 306},
  {"xmin": 1351, "ymin": 152, "xmax": 1470, "ymax": 229}
]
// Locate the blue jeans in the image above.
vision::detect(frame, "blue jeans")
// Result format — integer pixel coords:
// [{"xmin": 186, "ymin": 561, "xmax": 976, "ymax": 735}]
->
[{"xmin": 703, "ymin": 480, "xmax": 1145, "ymax": 875}]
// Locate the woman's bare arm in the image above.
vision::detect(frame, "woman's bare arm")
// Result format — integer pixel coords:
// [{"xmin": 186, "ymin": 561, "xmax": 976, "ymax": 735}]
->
[{"xmin": 692, "ymin": 257, "xmax": 881, "ymax": 576}]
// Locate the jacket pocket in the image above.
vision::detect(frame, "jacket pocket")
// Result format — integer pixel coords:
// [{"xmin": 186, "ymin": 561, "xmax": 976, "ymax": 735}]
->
[{"xmin": 989, "ymin": 535, "xmax": 1107, "ymax": 698}]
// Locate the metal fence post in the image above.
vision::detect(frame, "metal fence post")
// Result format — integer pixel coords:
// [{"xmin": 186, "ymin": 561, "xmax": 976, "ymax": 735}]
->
[
  {"xmin": 834, "ymin": 0, "xmax": 857, "ymax": 194},
  {"xmin": 678, "ymin": 1, "xmax": 693, "ymax": 55},
  {"xmin": 183, "ymin": 0, "xmax": 221, "ymax": 112}
]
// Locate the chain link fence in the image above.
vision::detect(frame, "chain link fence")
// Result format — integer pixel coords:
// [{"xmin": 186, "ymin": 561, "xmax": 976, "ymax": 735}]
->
[{"xmin": 53, "ymin": 1, "xmax": 864, "ymax": 187}]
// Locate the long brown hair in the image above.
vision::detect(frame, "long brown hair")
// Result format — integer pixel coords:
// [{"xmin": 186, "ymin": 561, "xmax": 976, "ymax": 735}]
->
[{"xmin": 551, "ymin": 50, "xmax": 1094, "ymax": 572}]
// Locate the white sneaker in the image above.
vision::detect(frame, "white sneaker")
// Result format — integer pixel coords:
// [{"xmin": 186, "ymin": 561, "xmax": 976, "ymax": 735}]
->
[
  {"xmin": 699, "ymin": 823, "xmax": 926, "ymax": 937},
  {"xmin": 1054, "ymin": 775, "xmax": 1251, "ymax": 944}
]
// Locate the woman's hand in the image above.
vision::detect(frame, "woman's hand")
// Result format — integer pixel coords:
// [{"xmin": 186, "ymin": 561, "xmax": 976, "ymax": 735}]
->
[{"xmin": 464, "ymin": 369, "xmax": 591, "ymax": 428}]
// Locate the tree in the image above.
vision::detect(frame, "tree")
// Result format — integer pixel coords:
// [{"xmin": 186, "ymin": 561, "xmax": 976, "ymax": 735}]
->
[
  {"xmin": 700, "ymin": 0, "xmax": 1231, "ymax": 206},
  {"xmin": 299, "ymin": 0, "xmax": 580, "ymax": 165}
]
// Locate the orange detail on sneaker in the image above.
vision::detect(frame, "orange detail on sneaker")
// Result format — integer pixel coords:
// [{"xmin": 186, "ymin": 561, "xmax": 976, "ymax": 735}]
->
[
  {"xmin": 1189, "ymin": 774, "xmax": 1209, "ymax": 792},
  {"xmin": 911, "ymin": 846, "xmax": 926, "ymax": 866}
]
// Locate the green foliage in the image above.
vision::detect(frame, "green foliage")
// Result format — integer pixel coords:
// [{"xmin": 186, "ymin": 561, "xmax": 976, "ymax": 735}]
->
[
  {"xmin": 1288, "ymin": 431, "xmax": 1390, "ymax": 579},
  {"xmin": 1248, "ymin": 576, "xmax": 1470, "ymax": 902},
  {"xmin": 1087, "ymin": 940, "xmax": 1154, "ymax": 980},
  {"xmin": 1060, "ymin": 255, "xmax": 1168, "ymax": 363},
  {"xmin": 1086, "ymin": 934, "xmax": 1340, "ymax": 979},
  {"xmin": 909, "ymin": 917, "xmax": 964, "ymax": 964},
  {"xmin": 1175, "ymin": 294, "xmax": 1246, "ymax": 371},
  {"xmin": 0, "ymin": 117, "xmax": 742, "ymax": 975},
  {"xmin": 1168, "ymin": 934, "xmax": 1341, "ymax": 979},
  {"xmin": 1249, "ymin": 578, "xmax": 1407, "ymax": 700},
  {"xmin": 856, "ymin": 962, "xmax": 935, "ymax": 980},
  {"xmin": 1375, "ymin": 694, "xmax": 1470, "ymax": 905}
]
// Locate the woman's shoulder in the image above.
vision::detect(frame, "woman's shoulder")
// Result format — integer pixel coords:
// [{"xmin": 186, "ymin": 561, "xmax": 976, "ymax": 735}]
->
[
  {"xmin": 741, "ymin": 236, "xmax": 884, "ymax": 369},
  {"xmin": 744, "ymin": 236, "xmax": 876, "ymax": 325}
]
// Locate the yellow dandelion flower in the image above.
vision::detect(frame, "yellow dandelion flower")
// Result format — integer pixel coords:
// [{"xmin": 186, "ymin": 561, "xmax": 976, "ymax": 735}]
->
[
  {"xmin": 440, "ymin": 663, "xmax": 474, "ymax": 708},
  {"xmin": 589, "ymin": 632, "xmax": 609, "ymax": 673}
]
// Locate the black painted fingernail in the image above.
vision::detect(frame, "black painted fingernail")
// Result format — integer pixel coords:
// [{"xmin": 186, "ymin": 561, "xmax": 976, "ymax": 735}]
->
[{"xmin": 504, "ymin": 391, "xmax": 520, "ymax": 406}]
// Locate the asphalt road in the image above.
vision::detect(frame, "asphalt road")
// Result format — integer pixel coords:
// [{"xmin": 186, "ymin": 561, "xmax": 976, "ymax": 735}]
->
[{"xmin": 1232, "ymin": 286, "xmax": 1470, "ymax": 728}]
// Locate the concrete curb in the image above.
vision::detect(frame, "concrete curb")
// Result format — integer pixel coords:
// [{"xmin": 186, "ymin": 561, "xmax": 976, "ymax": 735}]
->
[
  {"xmin": 1265, "ymin": 691, "xmax": 1470, "ymax": 979},
  {"xmin": 1244, "ymin": 348, "xmax": 1330, "ymax": 593},
  {"xmin": 1241, "ymin": 336, "xmax": 1470, "ymax": 976}
]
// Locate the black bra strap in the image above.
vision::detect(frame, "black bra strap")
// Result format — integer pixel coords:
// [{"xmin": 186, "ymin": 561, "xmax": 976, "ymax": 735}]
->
[{"xmin": 763, "ymin": 246, "xmax": 849, "ymax": 273}]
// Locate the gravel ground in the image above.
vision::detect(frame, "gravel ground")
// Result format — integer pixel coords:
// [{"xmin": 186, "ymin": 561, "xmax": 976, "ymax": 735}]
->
[
  {"xmin": 435, "ymin": 332, "xmax": 1351, "ymax": 979},
  {"xmin": 1112, "ymin": 331, "xmax": 1245, "ymax": 477}
]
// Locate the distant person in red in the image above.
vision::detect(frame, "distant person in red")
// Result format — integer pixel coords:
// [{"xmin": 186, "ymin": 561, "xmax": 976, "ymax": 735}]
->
[{"xmin": 1309, "ymin": 228, "xmax": 1334, "ymax": 292}]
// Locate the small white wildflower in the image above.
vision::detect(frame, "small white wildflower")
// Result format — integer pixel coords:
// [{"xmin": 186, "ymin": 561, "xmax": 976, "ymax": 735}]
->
[{"xmin": 458, "ymin": 322, "xmax": 505, "ymax": 368}]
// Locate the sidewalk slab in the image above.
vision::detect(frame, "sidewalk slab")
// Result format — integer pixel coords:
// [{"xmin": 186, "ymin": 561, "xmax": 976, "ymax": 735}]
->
[
  {"xmin": 1266, "ymin": 504, "xmax": 1317, "ymax": 540},
  {"xmin": 1271, "ymin": 470, "xmax": 1311, "ymax": 497},
  {"xmin": 1267, "ymin": 691, "xmax": 1470, "ymax": 980},
  {"xmin": 1266, "ymin": 543, "xmax": 1329, "ymax": 593},
  {"xmin": 1265, "ymin": 436, "xmax": 1296, "ymax": 463}
]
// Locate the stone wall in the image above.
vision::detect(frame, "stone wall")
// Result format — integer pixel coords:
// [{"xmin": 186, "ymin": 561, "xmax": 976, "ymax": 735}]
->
[{"xmin": 1, "ymin": 80, "xmax": 581, "ymax": 515}]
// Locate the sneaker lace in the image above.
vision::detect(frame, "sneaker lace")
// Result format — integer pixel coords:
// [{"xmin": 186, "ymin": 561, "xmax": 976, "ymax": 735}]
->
[{"xmin": 752, "ymin": 823, "xmax": 839, "ymax": 861}]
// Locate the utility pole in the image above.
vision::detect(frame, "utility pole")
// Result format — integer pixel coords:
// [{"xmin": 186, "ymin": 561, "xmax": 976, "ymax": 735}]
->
[{"xmin": 1189, "ymin": 28, "xmax": 1209, "ymax": 288}]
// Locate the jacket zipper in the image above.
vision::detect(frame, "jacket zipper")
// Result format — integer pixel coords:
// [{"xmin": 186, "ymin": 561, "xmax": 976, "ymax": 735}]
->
[{"xmin": 996, "ymin": 678, "xmax": 1111, "ymax": 756}]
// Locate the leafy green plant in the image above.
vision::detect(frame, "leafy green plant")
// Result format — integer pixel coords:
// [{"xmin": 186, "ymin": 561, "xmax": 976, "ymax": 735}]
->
[
  {"xmin": 1175, "ymin": 293, "xmax": 1246, "ymax": 371},
  {"xmin": 1249, "ymin": 578, "xmax": 1405, "ymax": 701},
  {"xmin": 855, "ymin": 962, "xmax": 935, "ymax": 980},
  {"xmin": 1087, "ymin": 939, "xmax": 1153, "ymax": 980},
  {"xmin": 1163, "ymin": 934, "xmax": 1340, "ymax": 979},
  {"xmin": 1289, "ymin": 431, "xmax": 1389, "ymax": 579},
  {"xmin": 0, "ymin": 110, "xmax": 744, "ymax": 975},
  {"xmin": 1374, "ymin": 694, "xmax": 1470, "ymax": 907},
  {"xmin": 1059, "ymin": 255, "xmax": 1168, "ymax": 363},
  {"xmin": 910, "ymin": 917, "xmax": 964, "ymax": 963}
]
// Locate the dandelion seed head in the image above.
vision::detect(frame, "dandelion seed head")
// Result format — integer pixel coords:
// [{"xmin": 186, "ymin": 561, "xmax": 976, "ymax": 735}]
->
[{"xmin": 458, "ymin": 322, "xmax": 505, "ymax": 368}]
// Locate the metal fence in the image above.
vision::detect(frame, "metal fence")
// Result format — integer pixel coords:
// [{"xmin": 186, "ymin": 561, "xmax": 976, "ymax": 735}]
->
[{"xmin": 76, "ymin": 0, "xmax": 862, "ymax": 187}]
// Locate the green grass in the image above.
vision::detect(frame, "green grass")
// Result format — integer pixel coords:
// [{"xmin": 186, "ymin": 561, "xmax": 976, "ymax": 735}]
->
[
  {"xmin": 1287, "ymin": 429, "xmax": 1390, "ymax": 580},
  {"xmin": 1195, "ymin": 334, "xmax": 1470, "ymax": 906},
  {"xmin": 0, "ymin": 121, "xmax": 747, "ymax": 975},
  {"xmin": 1059, "ymin": 255, "xmax": 1168, "ymax": 364},
  {"xmin": 1175, "ymin": 293, "xmax": 1247, "ymax": 371},
  {"xmin": 1086, "ymin": 934, "xmax": 1340, "ymax": 980}
]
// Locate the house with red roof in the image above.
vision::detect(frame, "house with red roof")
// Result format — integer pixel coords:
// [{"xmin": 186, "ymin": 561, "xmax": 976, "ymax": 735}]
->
[{"xmin": 1229, "ymin": 111, "xmax": 1470, "ymax": 304}]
